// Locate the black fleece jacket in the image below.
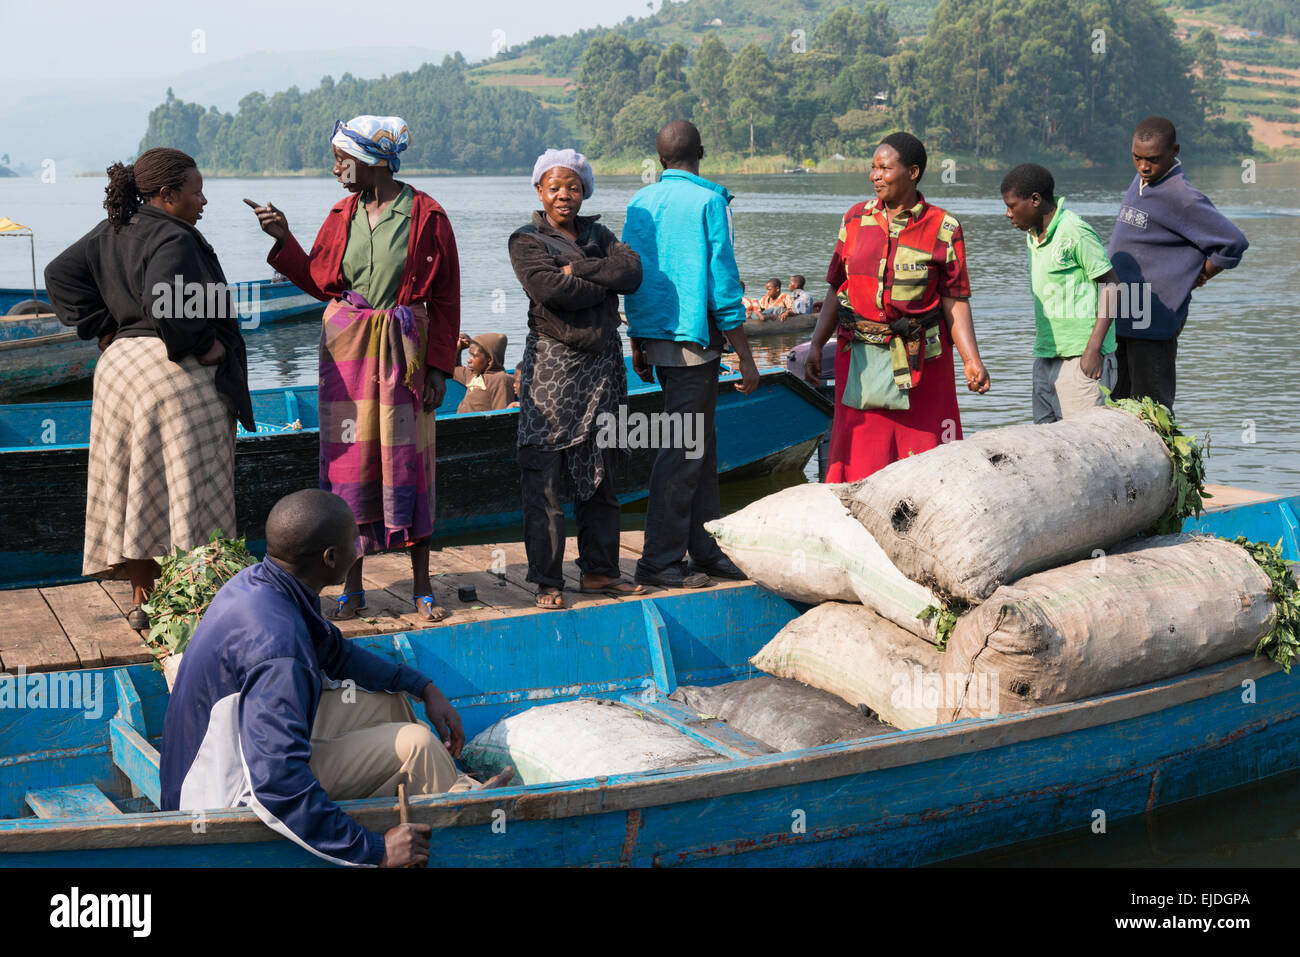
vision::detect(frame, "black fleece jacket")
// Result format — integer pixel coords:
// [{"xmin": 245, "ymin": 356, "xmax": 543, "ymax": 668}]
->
[
  {"xmin": 44, "ymin": 205, "xmax": 253, "ymax": 430},
  {"xmin": 507, "ymin": 211, "xmax": 642, "ymax": 353}
]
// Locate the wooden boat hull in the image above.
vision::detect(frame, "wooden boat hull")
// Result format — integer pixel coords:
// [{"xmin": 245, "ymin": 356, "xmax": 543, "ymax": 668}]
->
[
  {"xmin": 0, "ymin": 280, "xmax": 323, "ymax": 399},
  {"xmin": 0, "ymin": 361, "xmax": 833, "ymax": 589},
  {"xmin": 0, "ymin": 315, "xmax": 100, "ymax": 398},
  {"xmin": 1, "ymin": 494, "xmax": 1298, "ymax": 867},
  {"xmin": 742, "ymin": 312, "xmax": 817, "ymax": 337}
]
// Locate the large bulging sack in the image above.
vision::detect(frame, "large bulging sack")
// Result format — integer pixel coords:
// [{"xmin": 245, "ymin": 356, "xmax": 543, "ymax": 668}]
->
[
  {"xmin": 670, "ymin": 676, "xmax": 895, "ymax": 752},
  {"xmin": 838, "ymin": 407, "xmax": 1175, "ymax": 602},
  {"xmin": 942, "ymin": 534, "xmax": 1276, "ymax": 720},
  {"xmin": 750, "ymin": 601, "xmax": 962, "ymax": 730},
  {"xmin": 705, "ymin": 483, "xmax": 941, "ymax": 641},
  {"xmin": 461, "ymin": 699, "xmax": 721, "ymax": 785}
]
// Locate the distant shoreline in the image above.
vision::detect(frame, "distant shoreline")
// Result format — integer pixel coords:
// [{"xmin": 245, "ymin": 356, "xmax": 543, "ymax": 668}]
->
[{"xmin": 45, "ymin": 154, "xmax": 1295, "ymax": 180}]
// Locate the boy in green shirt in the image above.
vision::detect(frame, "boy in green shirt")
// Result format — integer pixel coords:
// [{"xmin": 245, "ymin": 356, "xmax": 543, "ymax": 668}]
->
[{"xmin": 1001, "ymin": 164, "xmax": 1120, "ymax": 423}]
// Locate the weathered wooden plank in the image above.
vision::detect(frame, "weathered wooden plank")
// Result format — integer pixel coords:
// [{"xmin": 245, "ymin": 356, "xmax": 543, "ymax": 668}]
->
[
  {"xmin": 618, "ymin": 529, "xmax": 645, "ymax": 557},
  {"xmin": 0, "ymin": 589, "xmax": 78, "ymax": 673},
  {"xmin": 25, "ymin": 785, "xmax": 122, "ymax": 819},
  {"xmin": 1203, "ymin": 484, "xmax": 1280, "ymax": 511},
  {"xmin": 98, "ymin": 580, "xmax": 146, "ymax": 636},
  {"xmin": 108, "ymin": 715, "xmax": 161, "ymax": 809},
  {"xmin": 39, "ymin": 583, "xmax": 149, "ymax": 667}
]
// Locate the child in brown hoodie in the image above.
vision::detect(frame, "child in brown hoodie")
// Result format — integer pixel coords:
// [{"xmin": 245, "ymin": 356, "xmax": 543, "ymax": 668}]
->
[{"xmin": 453, "ymin": 332, "xmax": 517, "ymax": 413}]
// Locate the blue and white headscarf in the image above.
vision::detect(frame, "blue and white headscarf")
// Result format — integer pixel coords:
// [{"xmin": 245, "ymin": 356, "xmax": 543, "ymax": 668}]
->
[{"xmin": 331, "ymin": 115, "xmax": 410, "ymax": 172}]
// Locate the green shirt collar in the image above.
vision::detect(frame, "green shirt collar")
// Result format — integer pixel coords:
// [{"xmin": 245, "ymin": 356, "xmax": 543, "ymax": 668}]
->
[{"xmin": 1033, "ymin": 197, "xmax": 1067, "ymax": 247}]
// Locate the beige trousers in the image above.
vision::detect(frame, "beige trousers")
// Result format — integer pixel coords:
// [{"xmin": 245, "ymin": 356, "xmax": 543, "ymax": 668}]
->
[
  {"xmin": 1032, "ymin": 352, "xmax": 1118, "ymax": 424},
  {"xmin": 309, "ymin": 688, "xmax": 475, "ymax": 799}
]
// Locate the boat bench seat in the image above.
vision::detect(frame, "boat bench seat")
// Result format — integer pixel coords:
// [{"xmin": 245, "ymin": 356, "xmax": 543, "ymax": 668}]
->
[{"xmin": 25, "ymin": 784, "xmax": 123, "ymax": 819}]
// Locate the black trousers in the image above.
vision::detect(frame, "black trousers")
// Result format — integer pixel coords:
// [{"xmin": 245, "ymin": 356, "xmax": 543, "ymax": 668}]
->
[
  {"xmin": 1112, "ymin": 335, "xmax": 1179, "ymax": 411},
  {"xmin": 637, "ymin": 360, "xmax": 727, "ymax": 576},
  {"xmin": 519, "ymin": 446, "xmax": 621, "ymax": 590}
]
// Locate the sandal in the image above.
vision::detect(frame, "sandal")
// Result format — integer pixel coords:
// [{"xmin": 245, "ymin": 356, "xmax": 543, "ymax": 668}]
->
[
  {"xmin": 126, "ymin": 604, "xmax": 149, "ymax": 629},
  {"xmin": 579, "ymin": 576, "xmax": 646, "ymax": 598},
  {"xmin": 327, "ymin": 591, "xmax": 367, "ymax": 621},
  {"xmin": 535, "ymin": 588, "xmax": 565, "ymax": 610},
  {"xmin": 414, "ymin": 594, "xmax": 450, "ymax": 622}
]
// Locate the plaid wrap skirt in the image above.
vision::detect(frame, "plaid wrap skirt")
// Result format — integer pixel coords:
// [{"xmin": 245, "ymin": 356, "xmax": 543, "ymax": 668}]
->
[{"xmin": 83, "ymin": 336, "xmax": 236, "ymax": 577}]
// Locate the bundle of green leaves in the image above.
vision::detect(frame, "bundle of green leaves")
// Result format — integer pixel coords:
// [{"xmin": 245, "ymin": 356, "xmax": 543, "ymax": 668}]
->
[
  {"xmin": 917, "ymin": 600, "xmax": 970, "ymax": 653},
  {"xmin": 141, "ymin": 532, "xmax": 255, "ymax": 660},
  {"xmin": 1235, "ymin": 537, "xmax": 1300, "ymax": 673},
  {"xmin": 1107, "ymin": 394, "xmax": 1210, "ymax": 535}
]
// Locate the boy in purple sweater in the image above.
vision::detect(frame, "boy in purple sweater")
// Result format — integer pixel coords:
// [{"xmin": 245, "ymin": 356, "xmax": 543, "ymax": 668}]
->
[{"xmin": 1106, "ymin": 116, "xmax": 1248, "ymax": 409}]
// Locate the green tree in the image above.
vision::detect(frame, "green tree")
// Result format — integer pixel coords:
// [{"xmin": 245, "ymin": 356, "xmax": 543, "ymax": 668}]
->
[
  {"xmin": 576, "ymin": 34, "xmax": 658, "ymax": 155},
  {"xmin": 691, "ymin": 36, "xmax": 733, "ymax": 151},
  {"xmin": 1191, "ymin": 27, "xmax": 1227, "ymax": 119},
  {"xmin": 724, "ymin": 43, "xmax": 778, "ymax": 156}
]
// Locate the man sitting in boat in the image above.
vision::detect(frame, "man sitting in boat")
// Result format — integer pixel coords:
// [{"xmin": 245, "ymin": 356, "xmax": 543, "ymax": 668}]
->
[
  {"xmin": 160, "ymin": 489, "xmax": 510, "ymax": 867},
  {"xmin": 454, "ymin": 332, "xmax": 517, "ymax": 413}
]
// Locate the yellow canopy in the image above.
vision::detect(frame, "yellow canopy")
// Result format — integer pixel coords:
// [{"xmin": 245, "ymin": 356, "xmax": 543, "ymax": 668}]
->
[{"xmin": 0, "ymin": 218, "xmax": 31, "ymax": 233}]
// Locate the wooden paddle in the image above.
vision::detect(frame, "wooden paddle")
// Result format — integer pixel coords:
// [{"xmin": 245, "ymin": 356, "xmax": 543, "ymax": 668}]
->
[{"xmin": 397, "ymin": 775, "xmax": 420, "ymax": 869}]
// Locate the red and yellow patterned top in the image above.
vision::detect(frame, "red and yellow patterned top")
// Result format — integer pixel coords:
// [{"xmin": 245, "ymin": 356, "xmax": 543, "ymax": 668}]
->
[{"xmin": 825, "ymin": 193, "xmax": 970, "ymax": 322}]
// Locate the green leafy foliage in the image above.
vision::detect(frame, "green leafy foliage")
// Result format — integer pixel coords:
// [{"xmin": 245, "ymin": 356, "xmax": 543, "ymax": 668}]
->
[
  {"xmin": 1234, "ymin": 537, "xmax": 1300, "ymax": 673},
  {"xmin": 1105, "ymin": 393, "xmax": 1209, "ymax": 535},
  {"xmin": 141, "ymin": 57, "xmax": 564, "ymax": 174},
  {"xmin": 140, "ymin": 532, "xmax": 256, "ymax": 660},
  {"xmin": 918, "ymin": 600, "xmax": 969, "ymax": 652}
]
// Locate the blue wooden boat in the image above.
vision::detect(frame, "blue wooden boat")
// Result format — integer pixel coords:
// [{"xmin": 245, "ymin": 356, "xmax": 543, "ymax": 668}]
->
[
  {"xmin": 0, "ymin": 278, "xmax": 323, "ymax": 399},
  {"xmin": 0, "ymin": 495, "xmax": 1295, "ymax": 866},
  {"xmin": 0, "ymin": 359, "xmax": 832, "ymax": 589}
]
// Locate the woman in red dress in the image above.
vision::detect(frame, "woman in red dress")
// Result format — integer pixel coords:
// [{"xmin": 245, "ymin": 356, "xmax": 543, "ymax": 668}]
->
[{"xmin": 807, "ymin": 132, "xmax": 990, "ymax": 481}]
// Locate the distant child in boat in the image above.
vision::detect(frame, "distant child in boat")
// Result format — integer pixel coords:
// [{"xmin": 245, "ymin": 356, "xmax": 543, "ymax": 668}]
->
[
  {"xmin": 454, "ymin": 332, "xmax": 517, "ymax": 413},
  {"xmin": 754, "ymin": 278, "xmax": 794, "ymax": 320},
  {"xmin": 786, "ymin": 275, "xmax": 813, "ymax": 317},
  {"xmin": 1001, "ymin": 163, "xmax": 1120, "ymax": 424}
]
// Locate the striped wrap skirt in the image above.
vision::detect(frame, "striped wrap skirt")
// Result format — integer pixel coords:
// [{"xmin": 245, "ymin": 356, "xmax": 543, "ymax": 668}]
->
[{"xmin": 82, "ymin": 336, "xmax": 236, "ymax": 577}]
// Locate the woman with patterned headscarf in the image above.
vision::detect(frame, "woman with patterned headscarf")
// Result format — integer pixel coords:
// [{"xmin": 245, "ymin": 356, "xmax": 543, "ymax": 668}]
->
[
  {"xmin": 251, "ymin": 115, "xmax": 460, "ymax": 622},
  {"xmin": 44, "ymin": 147, "xmax": 253, "ymax": 628},
  {"xmin": 508, "ymin": 148, "xmax": 645, "ymax": 609}
]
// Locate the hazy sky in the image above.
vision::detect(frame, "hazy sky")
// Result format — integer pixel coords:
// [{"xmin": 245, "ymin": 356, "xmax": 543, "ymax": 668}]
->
[{"xmin": 1, "ymin": 0, "xmax": 659, "ymax": 82}]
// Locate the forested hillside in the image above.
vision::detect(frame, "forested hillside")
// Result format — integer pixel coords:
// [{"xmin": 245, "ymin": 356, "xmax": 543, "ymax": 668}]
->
[{"xmin": 140, "ymin": 0, "xmax": 1282, "ymax": 173}]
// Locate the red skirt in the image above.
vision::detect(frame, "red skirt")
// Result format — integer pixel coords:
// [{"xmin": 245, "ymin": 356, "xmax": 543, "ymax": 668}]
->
[{"xmin": 824, "ymin": 324, "xmax": 963, "ymax": 482}]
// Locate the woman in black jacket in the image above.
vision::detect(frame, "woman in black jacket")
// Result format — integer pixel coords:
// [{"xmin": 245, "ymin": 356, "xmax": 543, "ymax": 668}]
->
[
  {"xmin": 44, "ymin": 148, "xmax": 252, "ymax": 627},
  {"xmin": 508, "ymin": 149, "xmax": 644, "ymax": 609}
]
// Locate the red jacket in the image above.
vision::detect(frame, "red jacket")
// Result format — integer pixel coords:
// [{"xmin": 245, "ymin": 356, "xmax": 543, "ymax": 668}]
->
[{"xmin": 267, "ymin": 189, "xmax": 461, "ymax": 374}]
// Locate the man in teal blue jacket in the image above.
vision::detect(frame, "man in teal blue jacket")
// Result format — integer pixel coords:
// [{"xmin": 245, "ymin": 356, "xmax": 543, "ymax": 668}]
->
[{"xmin": 622, "ymin": 121, "xmax": 759, "ymax": 588}]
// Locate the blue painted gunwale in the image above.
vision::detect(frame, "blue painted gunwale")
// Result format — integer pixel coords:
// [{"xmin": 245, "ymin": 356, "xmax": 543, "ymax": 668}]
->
[{"xmin": 0, "ymin": 494, "xmax": 1297, "ymax": 867}]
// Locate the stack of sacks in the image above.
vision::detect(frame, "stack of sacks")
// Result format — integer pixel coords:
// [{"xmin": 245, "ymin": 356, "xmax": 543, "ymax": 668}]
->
[
  {"xmin": 747, "ymin": 408, "xmax": 1275, "ymax": 727},
  {"xmin": 704, "ymin": 482, "xmax": 941, "ymax": 642}
]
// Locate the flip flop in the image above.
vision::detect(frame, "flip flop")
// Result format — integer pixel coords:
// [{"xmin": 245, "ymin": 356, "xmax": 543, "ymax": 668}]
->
[
  {"xmin": 327, "ymin": 591, "xmax": 367, "ymax": 621},
  {"xmin": 578, "ymin": 577, "xmax": 646, "ymax": 597},
  {"xmin": 535, "ymin": 588, "xmax": 565, "ymax": 610},
  {"xmin": 414, "ymin": 594, "xmax": 450, "ymax": 622}
]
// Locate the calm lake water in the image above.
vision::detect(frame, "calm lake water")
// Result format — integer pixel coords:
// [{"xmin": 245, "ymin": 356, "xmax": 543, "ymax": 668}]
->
[
  {"xmin": 3, "ymin": 165, "xmax": 1300, "ymax": 867},
  {"xmin": 4, "ymin": 164, "xmax": 1298, "ymax": 491}
]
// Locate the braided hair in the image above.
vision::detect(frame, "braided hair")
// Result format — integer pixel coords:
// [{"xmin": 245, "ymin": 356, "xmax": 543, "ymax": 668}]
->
[
  {"xmin": 104, "ymin": 147, "xmax": 197, "ymax": 230},
  {"xmin": 878, "ymin": 131, "xmax": 928, "ymax": 185}
]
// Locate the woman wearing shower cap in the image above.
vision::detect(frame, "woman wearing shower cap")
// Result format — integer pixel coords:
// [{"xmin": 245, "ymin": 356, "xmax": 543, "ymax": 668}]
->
[
  {"xmin": 250, "ymin": 115, "xmax": 461, "ymax": 622},
  {"xmin": 508, "ymin": 148, "xmax": 645, "ymax": 609}
]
